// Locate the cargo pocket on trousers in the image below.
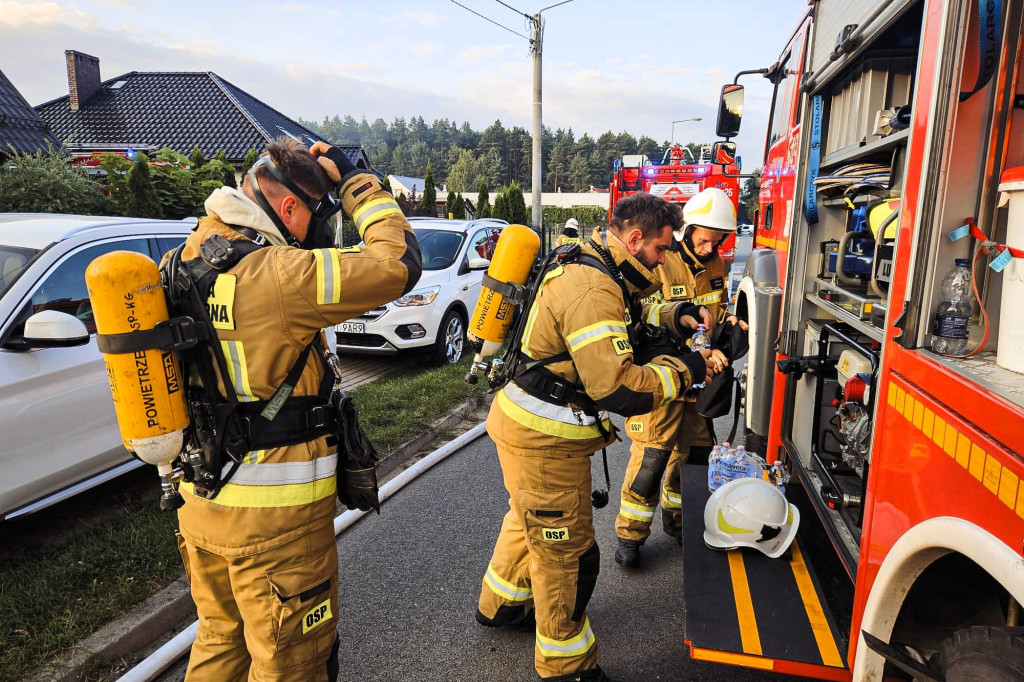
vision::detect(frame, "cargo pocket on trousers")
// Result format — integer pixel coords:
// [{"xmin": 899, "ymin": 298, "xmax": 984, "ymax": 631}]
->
[
  {"xmin": 266, "ymin": 550, "xmax": 335, "ymax": 653},
  {"xmin": 629, "ymin": 447, "xmax": 671, "ymax": 499},
  {"xmin": 521, "ymin": 487, "xmax": 582, "ymax": 559},
  {"xmin": 175, "ymin": 533, "xmax": 191, "ymax": 585}
]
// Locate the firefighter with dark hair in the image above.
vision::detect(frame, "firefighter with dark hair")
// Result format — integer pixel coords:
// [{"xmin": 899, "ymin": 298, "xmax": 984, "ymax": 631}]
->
[
  {"xmin": 475, "ymin": 191, "xmax": 723, "ymax": 681},
  {"xmin": 168, "ymin": 137, "xmax": 421, "ymax": 681},
  {"xmin": 614, "ymin": 187, "xmax": 745, "ymax": 568}
]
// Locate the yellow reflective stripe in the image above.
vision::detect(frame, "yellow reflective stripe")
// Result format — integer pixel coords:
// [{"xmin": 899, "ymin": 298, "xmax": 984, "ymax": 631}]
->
[
  {"xmin": 536, "ymin": 617, "xmax": 597, "ymax": 658},
  {"xmin": 727, "ymin": 550, "xmax": 763, "ymax": 655},
  {"xmin": 179, "ymin": 475, "xmax": 336, "ymax": 508},
  {"xmin": 351, "ymin": 198, "xmax": 402, "ymax": 238},
  {"xmin": 521, "ymin": 266, "xmax": 563, "ymax": 352},
  {"xmin": 790, "ymin": 542, "xmax": 845, "ymax": 667},
  {"xmin": 718, "ymin": 508, "xmax": 754, "ymax": 535},
  {"xmin": 483, "ymin": 564, "xmax": 533, "ymax": 602},
  {"xmin": 645, "ymin": 362, "xmax": 676, "ymax": 405},
  {"xmin": 220, "ymin": 340, "xmax": 255, "ymax": 401},
  {"xmin": 645, "ymin": 304, "xmax": 666, "ymax": 326},
  {"xmin": 661, "ymin": 486, "xmax": 682, "ymax": 509},
  {"xmin": 496, "ymin": 388, "xmax": 612, "ymax": 440},
  {"xmin": 693, "ymin": 290, "xmax": 724, "ymax": 306},
  {"xmin": 619, "ymin": 498, "xmax": 656, "ymax": 521},
  {"xmin": 312, "ymin": 249, "xmax": 342, "ymax": 305},
  {"xmin": 566, "ymin": 324, "xmax": 629, "ymax": 353}
]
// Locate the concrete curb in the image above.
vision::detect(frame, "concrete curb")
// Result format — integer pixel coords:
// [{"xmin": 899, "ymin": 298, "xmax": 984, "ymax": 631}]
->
[{"xmin": 23, "ymin": 395, "xmax": 485, "ymax": 682}]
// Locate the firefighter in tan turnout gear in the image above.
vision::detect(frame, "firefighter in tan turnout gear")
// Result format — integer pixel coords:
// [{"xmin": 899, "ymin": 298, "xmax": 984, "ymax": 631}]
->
[
  {"xmin": 614, "ymin": 187, "xmax": 746, "ymax": 568},
  {"xmin": 475, "ymin": 193, "xmax": 724, "ymax": 681},
  {"xmin": 168, "ymin": 138, "xmax": 421, "ymax": 681},
  {"xmin": 554, "ymin": 218, "xmax": 582, "ymax": 247}
]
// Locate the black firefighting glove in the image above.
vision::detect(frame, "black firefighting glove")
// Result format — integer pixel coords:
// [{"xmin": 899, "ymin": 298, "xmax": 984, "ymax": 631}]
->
[
  {"xmin": 675, "ymin": 302, "xmax": 712, "ymax": 331},
  {"xmin": 335, "ymin": 392, "xmax": 381, "ymax": 513},
  {"xmin": 310, "ymin": 141, "xmax": 361, "ymax": 191}
]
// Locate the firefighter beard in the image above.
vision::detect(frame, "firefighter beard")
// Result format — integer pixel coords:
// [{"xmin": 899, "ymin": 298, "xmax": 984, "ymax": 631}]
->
[{"xmin": 475, "ymin": 233, "xmax": 705, "ymax": 679}]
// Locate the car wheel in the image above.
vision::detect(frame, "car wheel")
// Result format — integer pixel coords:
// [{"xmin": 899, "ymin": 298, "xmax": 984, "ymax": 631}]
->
[{"xmin": 431, "ymin": 308, "xmax": 466, "ymax": 366}]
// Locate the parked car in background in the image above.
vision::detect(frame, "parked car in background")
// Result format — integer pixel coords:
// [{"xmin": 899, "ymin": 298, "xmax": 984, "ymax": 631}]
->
[
  {"xmin": 335, "ymin": 217, "xmax": 508, "ymax": 365},
  {"xmin": 0, "ymin": 213, "xmax": 194, "ymax": 520},
  {"xmin": 737, "ymin": 223, "xmax": 754, "ymax": 236}
]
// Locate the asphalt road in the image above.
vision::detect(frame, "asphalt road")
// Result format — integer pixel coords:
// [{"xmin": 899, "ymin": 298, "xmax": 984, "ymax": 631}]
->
[{"xmin": 153, "ymin": 413, "xmax": 797, "ymax": 682}]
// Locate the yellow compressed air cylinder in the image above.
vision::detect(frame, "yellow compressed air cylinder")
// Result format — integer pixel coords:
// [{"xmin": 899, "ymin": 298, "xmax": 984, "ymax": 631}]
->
[
  {"xmin": 469, "ymin": 224, "xmax": 541, "ymax": 356},
  {"xmin": 85, "ymin": 251, "xmax": 189, "ymax": 475}
]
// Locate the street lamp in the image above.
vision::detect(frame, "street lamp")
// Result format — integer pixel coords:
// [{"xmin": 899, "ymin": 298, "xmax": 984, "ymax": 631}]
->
[{"xmin": 671, "ymin": 117, "xmax": 702, "ymax": 144}]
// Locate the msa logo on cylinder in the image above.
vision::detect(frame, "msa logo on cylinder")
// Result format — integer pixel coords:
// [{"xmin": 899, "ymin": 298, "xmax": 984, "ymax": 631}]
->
[
  {"xmin": 542, "ymin": 527, "xmax": 569, "ymax": 542},
  {"xmin": 302, "ymin": 599, "xmax": 332, "ymax": 634}
]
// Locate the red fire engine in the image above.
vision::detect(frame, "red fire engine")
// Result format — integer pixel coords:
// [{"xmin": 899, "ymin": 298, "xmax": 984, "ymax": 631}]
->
[
  {"xmin": 608, "ymin": 146, "xmax": 740, "ymax": 265},
  {"xmin": 681, "ymin": 0, "xmax": 1024, "ymax": 680}
]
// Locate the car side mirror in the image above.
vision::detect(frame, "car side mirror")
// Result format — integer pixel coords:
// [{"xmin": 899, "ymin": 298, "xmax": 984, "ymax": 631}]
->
[
  {"xmin": 468, "ymin": 257, "xmax": 491, "ymax": 271},
  {"xmin": 716, "ymin": 84, "xmax": 745, "ymax": 139},
  {"xmin": 15, "ymin": 310, "xmax": 90, "ymax": 349}
]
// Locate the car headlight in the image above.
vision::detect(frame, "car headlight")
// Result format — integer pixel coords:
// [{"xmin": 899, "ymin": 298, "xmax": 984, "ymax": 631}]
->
[{"xmin": 393, "ymin": 285, "xmax": 440, "ymax": 307}]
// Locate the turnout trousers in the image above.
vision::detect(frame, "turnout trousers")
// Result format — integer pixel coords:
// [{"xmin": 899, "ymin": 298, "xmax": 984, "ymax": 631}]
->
[
  {"xmin": 177, "ymin": 518, "xmax": 340, "ymax": 682},
  {"xmin": 477, "ymin": 444, "xmax": 601, "ymax": 679},
  {"xmin": 616, "ymin": 401, "xmax": 711, "ymax": 543}
]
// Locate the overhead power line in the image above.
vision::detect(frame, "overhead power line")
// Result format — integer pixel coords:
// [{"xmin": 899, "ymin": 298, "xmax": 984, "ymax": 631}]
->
[
  {"xmin": 494, "ymin": 0, "xmax": 530, "ymax": 19},
  {"xmin": 448, "ymin": 0, "xmax": 531, "ymax": 41}
]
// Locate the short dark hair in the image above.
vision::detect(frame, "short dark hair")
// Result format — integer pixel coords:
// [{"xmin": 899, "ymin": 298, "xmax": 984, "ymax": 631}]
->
[
  {"xmin": 608, "ymin": 192, "xmax": 682, "ymax": 239},
  {"xmin": 252, "ymin": 136, "xmax": 333, "ymax": 199}
]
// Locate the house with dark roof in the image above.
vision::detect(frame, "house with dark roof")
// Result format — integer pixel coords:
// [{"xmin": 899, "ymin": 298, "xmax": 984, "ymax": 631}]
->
[
  {"xmin": 35, "ymin": 51, "xmax": 368, "ymax": 169},
  {"xmin": 0, "ymin": 67, "xmax": 58, "ymax": 160}
]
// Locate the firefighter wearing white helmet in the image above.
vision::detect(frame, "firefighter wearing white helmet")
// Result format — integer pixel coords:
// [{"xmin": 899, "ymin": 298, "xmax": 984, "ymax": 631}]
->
[
  {"xmin": 554, "ymin": 217, "xmax": 581, "ymax": 247},
  {"xmin": 703, "ymin": 477, "xmax": 800, "ymax": 559},
  {"xmin": 614, "ymin": 186, "xmax": 746, "ymax": 569}
]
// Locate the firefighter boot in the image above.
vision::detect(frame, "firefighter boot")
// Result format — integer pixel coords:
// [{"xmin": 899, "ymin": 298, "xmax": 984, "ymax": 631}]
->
[
  {"xmin": 544, "ymin": 665, "xmax": 612, "ymax": 681},
  {"xmin": 475, "ymin": 604, "xmax": 536, "ymax": 631},
  {"xmin": 662, "ymin": 509, "xmax": 682, "ymax": 546},
  {"xmin": 614, "ymin": 538, "xmax": 641, "ymax": 568}
]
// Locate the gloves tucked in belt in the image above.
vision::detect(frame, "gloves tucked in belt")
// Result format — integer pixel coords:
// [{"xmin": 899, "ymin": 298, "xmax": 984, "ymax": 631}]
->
[
  {"xmin": 338, "ymin": 465, "xmax": 380, "ymax": 514},
  {"xmin": 334, "ymin": 392, "xmax": 381, "ymax": 514}
]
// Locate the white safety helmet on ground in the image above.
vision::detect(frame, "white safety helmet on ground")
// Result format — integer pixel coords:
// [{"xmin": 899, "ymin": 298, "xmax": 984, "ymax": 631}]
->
[
  {"xmin": 703, "ymin": 477, "xmax": 799, "ymax": 558},
  {"xmin": 680, "ymin": 187, "xmax": 737, "ymax": 236}
]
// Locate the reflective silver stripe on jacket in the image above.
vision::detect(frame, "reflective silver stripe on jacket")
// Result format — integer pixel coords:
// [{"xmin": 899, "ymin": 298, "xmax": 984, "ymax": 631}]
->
[
  {"xmin": 504, "ymin": 382, "xmax": 605, "ymax": 426},
  {"xmin": 221, "ymin": 453, "xmax": 338, "ymax": 486}
]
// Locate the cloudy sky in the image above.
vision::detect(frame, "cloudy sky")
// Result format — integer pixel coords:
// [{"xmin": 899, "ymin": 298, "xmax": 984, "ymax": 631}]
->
[{"xmin": 1, "ymin": 0, "xmax": 809, "ymax": 168}]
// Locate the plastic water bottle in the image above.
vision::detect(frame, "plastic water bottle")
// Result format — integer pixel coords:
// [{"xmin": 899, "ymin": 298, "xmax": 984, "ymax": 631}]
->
[
  {"xmin": 769, "ymin": 460, "xmax": 788, "ymax": 494},
  {"xmin": 930, "ymin": 259, "xmax": 972, "ymax": 355},
  {"xmin": 708, "ymin": 442, "xmax": 729, "ymax": 491},
  {"xmin": 691, "ymin": 324, "xmax": 710, "ymax": 351}
]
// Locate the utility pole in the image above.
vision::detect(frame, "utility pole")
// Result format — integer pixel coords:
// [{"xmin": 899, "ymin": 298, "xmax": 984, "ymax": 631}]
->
[{"xmin": 530, "ymin": 13, "xmax": 544, "ymax": 241}]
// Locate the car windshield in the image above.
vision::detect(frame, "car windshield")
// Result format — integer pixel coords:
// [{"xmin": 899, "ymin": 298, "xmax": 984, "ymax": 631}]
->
[
  {"xmin": 0, "ymin": 245, "xmax": 41, "ymax": 299},
  {"xmin": 414, "ymin": 228, "xmax": 466, "ymax": 271}
]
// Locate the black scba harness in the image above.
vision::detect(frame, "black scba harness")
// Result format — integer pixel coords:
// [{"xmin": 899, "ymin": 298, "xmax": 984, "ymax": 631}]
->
[{"xmin": 100, "ymin": 230, "xmax": 364, "ymax": 500}]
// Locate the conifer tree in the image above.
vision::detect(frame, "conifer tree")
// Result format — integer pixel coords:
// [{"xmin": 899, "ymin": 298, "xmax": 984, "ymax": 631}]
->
[
  {"xmin": 446, "ymin": 189, "xmax": 457, "ymax": 218},
  {"xmin": 418, "ymin": 161, "xmax": 437, "ymax": 216},
  {"xmin": 452, "ymin": 193, "xmax": 466, "ymax": 219},
  {"xmin": 125, "ymin": 153, "xmax": 163, "ymax": 218},
  {"xmin": 213, "ymin": 150, "xmax": 236, "ymax": 188},
  {"xmin": 240, "ymin": 148, "xmax": 259, "ymax": 178},
  {"xmin": 189, "ymin": 145, "xmax": 206, "ymax": 169},
  {"xmin": 477, "ymin": 178, "xmax": 491, "ymax": 218}
]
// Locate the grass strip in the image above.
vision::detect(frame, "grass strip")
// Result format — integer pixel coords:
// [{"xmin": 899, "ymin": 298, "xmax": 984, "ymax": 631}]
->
[{"xmin": 0, "ymin": 356, "xmax": 486, "ymax": 682}]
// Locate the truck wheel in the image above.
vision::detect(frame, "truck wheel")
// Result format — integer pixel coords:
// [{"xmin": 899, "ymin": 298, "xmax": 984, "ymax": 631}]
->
[
  {"xmin": 926, "ymin": 626, "xmax": 1024, "ymax": 681},
  {"xmin": 431, "ymin": 308, "xmax": 466, "ymax": 366}
]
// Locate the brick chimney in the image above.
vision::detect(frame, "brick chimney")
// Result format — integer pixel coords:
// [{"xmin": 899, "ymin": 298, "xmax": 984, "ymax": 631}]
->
[{"xmin": 65, "ymin": 50, "xmax": 101, "ymax": 111}]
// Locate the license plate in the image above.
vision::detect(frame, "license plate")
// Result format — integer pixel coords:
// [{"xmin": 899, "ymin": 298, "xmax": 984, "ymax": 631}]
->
[{"xmin": 337, "ymin": 322, "xmax": 365, "ymax": 334}]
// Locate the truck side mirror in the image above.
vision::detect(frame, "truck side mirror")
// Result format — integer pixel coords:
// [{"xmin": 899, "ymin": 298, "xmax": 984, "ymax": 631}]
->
[
  {"xmin": 716, "ymin": 84, "xmax": 745, "ymax": 139},
  {"xmin": 711, "ymin": 141, "xmax": 738, "ymax": 166}
]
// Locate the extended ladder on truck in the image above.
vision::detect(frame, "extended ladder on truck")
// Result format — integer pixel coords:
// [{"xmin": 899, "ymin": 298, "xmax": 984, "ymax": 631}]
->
[{"xmin": 679, "ymin": 466, "xmax": 852, "ymax": 680}]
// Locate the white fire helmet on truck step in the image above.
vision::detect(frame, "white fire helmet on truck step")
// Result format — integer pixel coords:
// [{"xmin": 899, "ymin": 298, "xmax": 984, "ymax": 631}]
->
[
  {"xmin": 680, "ymin": 187, "xmax": 737, "ymax": 236},
  {"xmin": 703, "ymin": 477, "xmax": 800, "ymax": 558}
]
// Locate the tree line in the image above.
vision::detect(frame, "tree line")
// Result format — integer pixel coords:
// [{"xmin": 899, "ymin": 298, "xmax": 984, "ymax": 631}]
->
[{"xmin": 300, "ymin": 114, "xmax": 689, "ymax": 194}]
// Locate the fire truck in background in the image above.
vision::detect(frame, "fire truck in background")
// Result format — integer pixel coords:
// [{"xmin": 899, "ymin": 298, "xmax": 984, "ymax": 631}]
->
[
  {"xmin": 608, "ymin": 145, "xmax": 740, "ymax": 265},
  {"xmin": 677, "ymin": 0, "xmax": 1024, "ymax": 680}
]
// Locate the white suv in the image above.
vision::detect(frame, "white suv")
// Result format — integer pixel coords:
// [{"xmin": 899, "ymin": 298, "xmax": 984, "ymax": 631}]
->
[
  {"xmin": 0, "ymin": 213, "xmax": 194, "ymax": 520},
  {"xmin": 336, "ymin": 217, "xmax": 507, "ymax": 365}
]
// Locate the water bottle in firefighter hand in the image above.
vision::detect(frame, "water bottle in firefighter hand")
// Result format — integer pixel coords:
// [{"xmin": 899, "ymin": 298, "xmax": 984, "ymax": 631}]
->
[
  {"xmin": 689, "ymin": 324, "xmax": 710, "ymax": 351},
  {"xmin": 930, "ymin": 258, "xmax": 972, "ymax": 356}
]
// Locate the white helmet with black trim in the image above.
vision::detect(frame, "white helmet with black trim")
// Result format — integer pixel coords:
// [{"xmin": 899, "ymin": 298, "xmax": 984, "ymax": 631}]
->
[{"xmin": 703, "ymin": 477, "xmax": 799, "ymax": 558}]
